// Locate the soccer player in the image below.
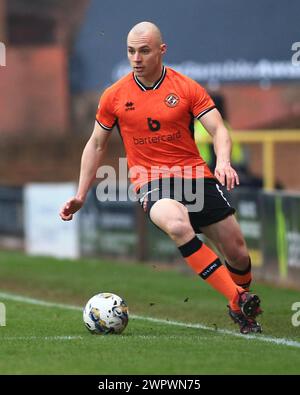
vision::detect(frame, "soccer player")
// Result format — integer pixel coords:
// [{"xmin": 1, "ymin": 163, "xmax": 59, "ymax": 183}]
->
[{"xmin": 60, "ymin": 21, "xmax": 262, "ymax": 334}]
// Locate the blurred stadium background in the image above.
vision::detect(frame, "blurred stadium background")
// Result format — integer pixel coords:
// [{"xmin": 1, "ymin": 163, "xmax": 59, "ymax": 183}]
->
[
  {"xmin": 0, "ymin": 0, "xmax": 300, "ymax": 375},
  {"xmin": 1, "ymin": 0, "xmax": 299, "ymax": 286}
]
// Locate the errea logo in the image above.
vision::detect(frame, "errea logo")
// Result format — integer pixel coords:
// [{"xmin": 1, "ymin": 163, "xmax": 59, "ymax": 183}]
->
[{"xmin": 125, "ymin": 101, "xmax": 135, "ymax": 111}]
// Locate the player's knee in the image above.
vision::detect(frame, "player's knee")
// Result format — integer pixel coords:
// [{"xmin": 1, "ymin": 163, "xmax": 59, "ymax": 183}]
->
[{"xmin": 165, "ymin": 218, "xmax": 193, "ymax": 240}]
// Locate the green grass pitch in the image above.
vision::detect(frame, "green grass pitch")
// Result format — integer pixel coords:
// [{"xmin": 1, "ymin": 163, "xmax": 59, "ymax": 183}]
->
[{"xmin": 0, "ymin": 251, "xmax": 299, "ymax": 374}]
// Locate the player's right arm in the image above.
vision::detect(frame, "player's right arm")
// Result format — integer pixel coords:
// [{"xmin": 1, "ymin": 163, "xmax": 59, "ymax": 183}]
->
[{"xmin": 60, "ymin": 121, "xmax": 111, "ymax": 221}]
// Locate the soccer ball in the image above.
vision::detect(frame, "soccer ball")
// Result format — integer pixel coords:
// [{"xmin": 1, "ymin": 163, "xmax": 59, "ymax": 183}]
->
[{"xmin": 83, "ymin": 292, "xmax": 129, "ymax": 335}]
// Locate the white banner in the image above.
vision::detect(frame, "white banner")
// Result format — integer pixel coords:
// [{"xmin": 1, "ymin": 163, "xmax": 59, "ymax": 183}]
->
[{"xmin": 24, "ymin": 183, "xmax": 79, "ymax": 259}]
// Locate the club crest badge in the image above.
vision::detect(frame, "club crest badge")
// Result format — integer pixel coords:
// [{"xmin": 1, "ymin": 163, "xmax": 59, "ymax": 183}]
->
[{"xmin": 165, "ymin": 93, "xmax": 180, "ymax": 107}]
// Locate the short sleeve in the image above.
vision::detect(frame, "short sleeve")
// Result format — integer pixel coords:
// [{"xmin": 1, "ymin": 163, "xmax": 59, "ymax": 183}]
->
[
  {"xmin": 190, "ymin": 81, "xmax": 216, "ymax": 119},
  {"xmin": 95, "ymin": 88, "xmax": 117, "ymax": 131}
]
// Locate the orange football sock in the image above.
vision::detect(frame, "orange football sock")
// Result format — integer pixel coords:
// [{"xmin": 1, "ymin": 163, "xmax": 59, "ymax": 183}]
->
[
  {"xmin": 225, "ymin": 259, "xmax": 252, "ymax": 291},
  {"xmin": 178, "ymin": 236, "xmax": 244, "ymax": 310}
]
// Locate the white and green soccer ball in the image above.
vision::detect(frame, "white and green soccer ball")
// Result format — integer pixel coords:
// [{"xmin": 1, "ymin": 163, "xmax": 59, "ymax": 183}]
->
[{"xmin": 83, "ymin": 292, "xmax": 129, "ymax": 335}]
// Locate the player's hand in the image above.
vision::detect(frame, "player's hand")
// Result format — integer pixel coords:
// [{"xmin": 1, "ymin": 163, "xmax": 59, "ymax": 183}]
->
[
  {"xmin": 214, "ymin": 162, "xmax": 240, "ymax": 191},
  {"xmin": 60, "ymin": 197, "xmax": 84, "ymax": 221}
]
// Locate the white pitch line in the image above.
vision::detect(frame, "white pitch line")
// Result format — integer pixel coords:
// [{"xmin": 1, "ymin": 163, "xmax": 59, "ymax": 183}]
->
[
  {"xmin": 1, "ymin": 336, "xmax": 83, "ymax": 341},
  {"xmin": 1, "ymin": 291, "xmax": 300, "ymax": 349},
  {"xmin": 0, "ymin": 292, "xmax": 80, "ymax": 311},
  {"xmin": 132, "ymin": 315, "xmax": 300, "ymax": 348}
]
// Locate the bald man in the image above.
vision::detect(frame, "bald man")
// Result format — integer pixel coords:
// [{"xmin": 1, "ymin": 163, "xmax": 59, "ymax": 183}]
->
[{"xmin": 60, "ymin": 22, "xmax": 262, "ymax": 334}]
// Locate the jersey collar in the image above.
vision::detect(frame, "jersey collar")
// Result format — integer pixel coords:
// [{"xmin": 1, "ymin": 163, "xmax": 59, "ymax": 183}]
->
[{"xmin": 133, "ymin": 66, "xmax": 166, "ymax": 91}]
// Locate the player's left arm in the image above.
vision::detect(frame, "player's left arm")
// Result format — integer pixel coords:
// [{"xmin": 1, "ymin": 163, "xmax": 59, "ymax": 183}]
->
[{"xmin": 200, "ymin": 108, "xmax": 239, "ymax": 190}]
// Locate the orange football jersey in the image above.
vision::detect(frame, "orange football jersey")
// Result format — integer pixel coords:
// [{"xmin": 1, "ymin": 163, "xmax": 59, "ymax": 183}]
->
[{"xmin": 96, "ymin": 66, "xmax": 216, "ymax": 190}]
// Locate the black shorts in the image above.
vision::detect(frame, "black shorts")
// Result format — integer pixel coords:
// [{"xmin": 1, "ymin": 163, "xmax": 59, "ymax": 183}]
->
[{"xmin": 137, "ymin": 177, "xmax": 235, "ymax": 233}]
